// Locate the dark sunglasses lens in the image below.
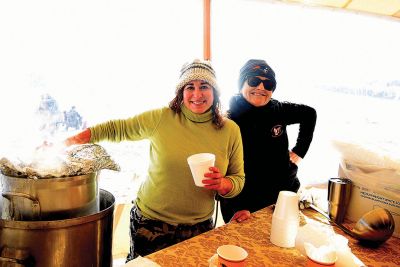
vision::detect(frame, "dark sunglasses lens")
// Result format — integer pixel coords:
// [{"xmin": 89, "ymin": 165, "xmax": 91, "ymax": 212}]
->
[
  {"xmin": 247, "ymin": 77, "xmax": 261, "ymax": 87},
  {"xmin": 248, "ymin": 76, "xmax": 274, "ymax": 91},
  {"xmin": 262, "ymin": 79, "xmax": 275, "ymax": 91}
]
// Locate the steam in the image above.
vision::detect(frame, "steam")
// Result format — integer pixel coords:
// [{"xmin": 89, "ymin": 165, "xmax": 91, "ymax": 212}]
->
[
  {"xmin": 0, "ymin": 92, "xmax": 119, "ymax": 179},
  {"xmin": 0, "ymin": 143, "xmax": 120, "ymax": 179},
  {"xmin": 0, "ymin": 96, "xmax": 72, "ymax": 178},
  {"xmin": 0, "ymin": 138, "xmax": 68, "ymax": 178},
  {"xmin": 29, "ymin": 142, "xmax": 69, "ymax": 177}
]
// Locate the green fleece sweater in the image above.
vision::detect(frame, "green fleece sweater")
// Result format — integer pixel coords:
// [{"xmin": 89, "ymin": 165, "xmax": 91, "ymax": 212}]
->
[{"xmin": 90, "ymin": 105, "xmax": 244, "ymax": 225}]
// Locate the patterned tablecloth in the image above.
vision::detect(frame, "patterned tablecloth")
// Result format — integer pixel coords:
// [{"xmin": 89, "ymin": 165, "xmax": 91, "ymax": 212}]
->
[{"xmin": 146, "ymin": 206, "xmax": 400, "ymax": 266}]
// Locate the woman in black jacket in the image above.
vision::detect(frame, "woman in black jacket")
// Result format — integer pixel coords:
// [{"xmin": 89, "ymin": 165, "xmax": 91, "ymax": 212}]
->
[{"xmin": 220, "ymin": 59, "xmax": 317, "ymax": 223}]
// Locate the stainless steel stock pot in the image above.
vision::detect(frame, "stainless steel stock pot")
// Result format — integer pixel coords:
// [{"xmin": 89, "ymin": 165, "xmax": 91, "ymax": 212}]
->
[
  {"xmin": 0, "ymin": 172, "xmax": 99, "ymax": 221},
  {"xmin": 0, "ymin": 189, "xmax": 114, "ymax": 267}
]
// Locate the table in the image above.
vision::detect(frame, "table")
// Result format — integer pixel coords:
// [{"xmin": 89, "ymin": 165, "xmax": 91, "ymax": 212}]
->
[{"xmin": 146, "ymin": 206, "xmax": 400, "ymax": 266}]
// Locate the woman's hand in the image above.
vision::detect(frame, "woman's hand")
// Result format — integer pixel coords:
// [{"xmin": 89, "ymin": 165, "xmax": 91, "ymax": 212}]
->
[
  {"xmin": 289, "ymin": 151, "xmax": 302, "ymax": 165},
  {"xmin": 230, "ymin": 210, "xmax": 251, "ymax": 223},
  {"xmin": 35, "ymin": 140, "xmax": 68, "ymax": 156},
  {"xmin": 203, "ymin": 166, "xmax": 232, "ymax": 196},
  {"xmin": 64, "ymin": 128, "xmax": 91, "ymax": 146},
  {"xmin": 36, "ymin": 140, "xmax": 54, "ymax": 151},
  {"xmin": 36, "ymin": 128, "xmax": 91, "ymax": 152}
]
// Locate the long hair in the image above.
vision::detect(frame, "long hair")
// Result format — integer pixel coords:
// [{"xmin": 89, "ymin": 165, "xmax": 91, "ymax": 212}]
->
[{"xmin": 169, "ymin": 86, "xmax": 225, "ymax": 130}]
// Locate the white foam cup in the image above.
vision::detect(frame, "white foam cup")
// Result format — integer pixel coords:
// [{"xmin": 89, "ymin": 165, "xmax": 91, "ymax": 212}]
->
[
  {"xmin": 270, "ymin": 215, "xmax": 299, "ymax": 248},
  {"xmin": 187, "ymin": 153, "xmax": 215, "ymax": 187},
  {"xmin": 273, "ymin": 191, "xmax": 300, "ymax": 220},
  {"xmin": 270, "ymin": 191, "xmax": 300, "ymax": 248},
  {"xmin": 217, "ymin": 245, "xmax": 248, "ymax": 267}
]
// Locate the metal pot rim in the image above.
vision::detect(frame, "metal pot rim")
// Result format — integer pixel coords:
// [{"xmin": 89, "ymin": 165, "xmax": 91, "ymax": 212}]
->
[
  {"xmin": 1, "ymin": 172, "xmax": 98, "ymax": 181},
  {"xmin": 0, "ymin": 189, "xmax": 114, "ymax": 229}
]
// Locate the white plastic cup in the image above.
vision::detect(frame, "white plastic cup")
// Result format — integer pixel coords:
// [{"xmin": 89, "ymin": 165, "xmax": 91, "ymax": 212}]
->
[
  {"xmin": 217, "ymin": 245, "xmax": 248, "ymax": 267},
  {"xmin": 270, "ymin": 191, "xmax": 300, "ymax": 248},
  {"xmin": 273, "ymin": 191, "xmax": 300, "ymax": 220},
  {"xmin": 270, "ymin": 216, "xmax": 299, "ymax": 248},
  {"xmin": 187, "ymin": 153, "xmax": 215, "ymax": 187}
]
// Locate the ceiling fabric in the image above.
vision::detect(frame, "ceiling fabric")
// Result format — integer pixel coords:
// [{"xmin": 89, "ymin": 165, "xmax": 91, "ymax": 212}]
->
[{"xmin": 281, "ymin": 0, "xmax": 400, "ymax": 19}]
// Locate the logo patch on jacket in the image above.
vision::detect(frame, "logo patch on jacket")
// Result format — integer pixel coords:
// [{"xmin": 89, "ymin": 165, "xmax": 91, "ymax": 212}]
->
[{"xmin": 271, "ymin": 125, "xmax": 283, "ymax": 137}]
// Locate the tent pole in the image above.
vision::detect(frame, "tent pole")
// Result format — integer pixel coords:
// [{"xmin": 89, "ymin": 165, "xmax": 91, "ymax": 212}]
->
[{"xmin": 203, "ymin": 0, "xmax": 211, "ymax": 61}]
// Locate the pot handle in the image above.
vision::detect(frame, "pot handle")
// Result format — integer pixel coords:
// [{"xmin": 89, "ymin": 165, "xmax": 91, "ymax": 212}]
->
[
  {"xmin": 0, "ymin": 247, "xmax": 34, "ymax": 267},
  {"xmin": 2, "ymin": 192, "xmax": 41, "ymax": 220}
]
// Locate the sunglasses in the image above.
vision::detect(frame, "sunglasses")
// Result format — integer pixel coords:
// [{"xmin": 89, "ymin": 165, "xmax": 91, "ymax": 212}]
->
[{"xmin": 247, "ymin": 76, "xmax": 275, "ymax": 91}]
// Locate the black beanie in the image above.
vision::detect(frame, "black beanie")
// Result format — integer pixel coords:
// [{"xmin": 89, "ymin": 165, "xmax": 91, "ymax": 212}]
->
[{"xmin": 238, "ymin": 59, "xmax": 276, "ymax": 92}]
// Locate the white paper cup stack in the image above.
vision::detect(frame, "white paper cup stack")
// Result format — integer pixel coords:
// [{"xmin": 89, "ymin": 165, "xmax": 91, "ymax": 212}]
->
[{"xmin": 270, "ymin": 191, "xmax": 300, "ymax": 248}]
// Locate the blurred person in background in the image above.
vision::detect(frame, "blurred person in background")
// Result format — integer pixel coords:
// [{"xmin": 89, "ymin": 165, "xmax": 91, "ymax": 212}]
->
[
  {"xmin": 64, "ymin": 106, "xmax": 82, "ymax": 131},
  {"xmin": 62, "ymin": 59, "xmax": 245, "ymax": 261},
  {"xmin": 220, "ymin": 59, "xmax": 317, "ymax": 223},
  {"xmin": 36, "ymin": 94, "xmax": 63, "ymax": 135}
]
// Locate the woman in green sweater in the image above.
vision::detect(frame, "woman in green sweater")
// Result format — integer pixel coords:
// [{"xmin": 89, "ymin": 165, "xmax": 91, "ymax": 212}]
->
[{"xmin": 64, "ymin": 59, "xmax": 245, "ymax": 261}]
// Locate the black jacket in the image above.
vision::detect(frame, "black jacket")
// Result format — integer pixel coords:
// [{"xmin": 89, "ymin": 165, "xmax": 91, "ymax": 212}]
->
[{"xmin": 220, "ymin": 95, "xmax": 317, "ymax": 222}]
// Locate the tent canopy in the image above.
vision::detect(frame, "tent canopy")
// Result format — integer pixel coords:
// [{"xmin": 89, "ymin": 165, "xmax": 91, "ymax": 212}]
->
[{"xmin": 282, "ymin": 0, "xmax": 400, "ymax": 19}]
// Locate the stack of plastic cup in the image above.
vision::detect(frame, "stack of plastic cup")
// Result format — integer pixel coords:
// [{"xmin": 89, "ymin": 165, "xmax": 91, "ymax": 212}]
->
[{"xmin": 270, "ymin": 191, "xmax": 300, "ymax": 248}]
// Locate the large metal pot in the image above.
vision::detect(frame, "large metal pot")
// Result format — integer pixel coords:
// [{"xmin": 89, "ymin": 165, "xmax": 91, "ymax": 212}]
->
[
  {"xmin": 0, "ymin": 189, "xmax": 114, "ymax": 267},
  {"xmin": 0, "ymin": 172, "xmax": 99, "ymax": 221}
]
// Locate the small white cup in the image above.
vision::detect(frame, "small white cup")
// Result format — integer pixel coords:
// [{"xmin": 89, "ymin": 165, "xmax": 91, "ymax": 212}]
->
[
  {"xmin": 217, "ymin": 245, "xmax": 248, "ymax": 267},
  {"xmin": 270, "ymin": 216, "xmax": 299, "ymax": 248},
  {"xmin": 187, "ymin": 153, "xmax": 215, "ymax": 187},
  {"xmin": 273, "ymin": 190, "xmax": 300, "ymax": 220},
  {"xmin": 270, "ymin": 191, "xmax": 300, "ymax": 248}
]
